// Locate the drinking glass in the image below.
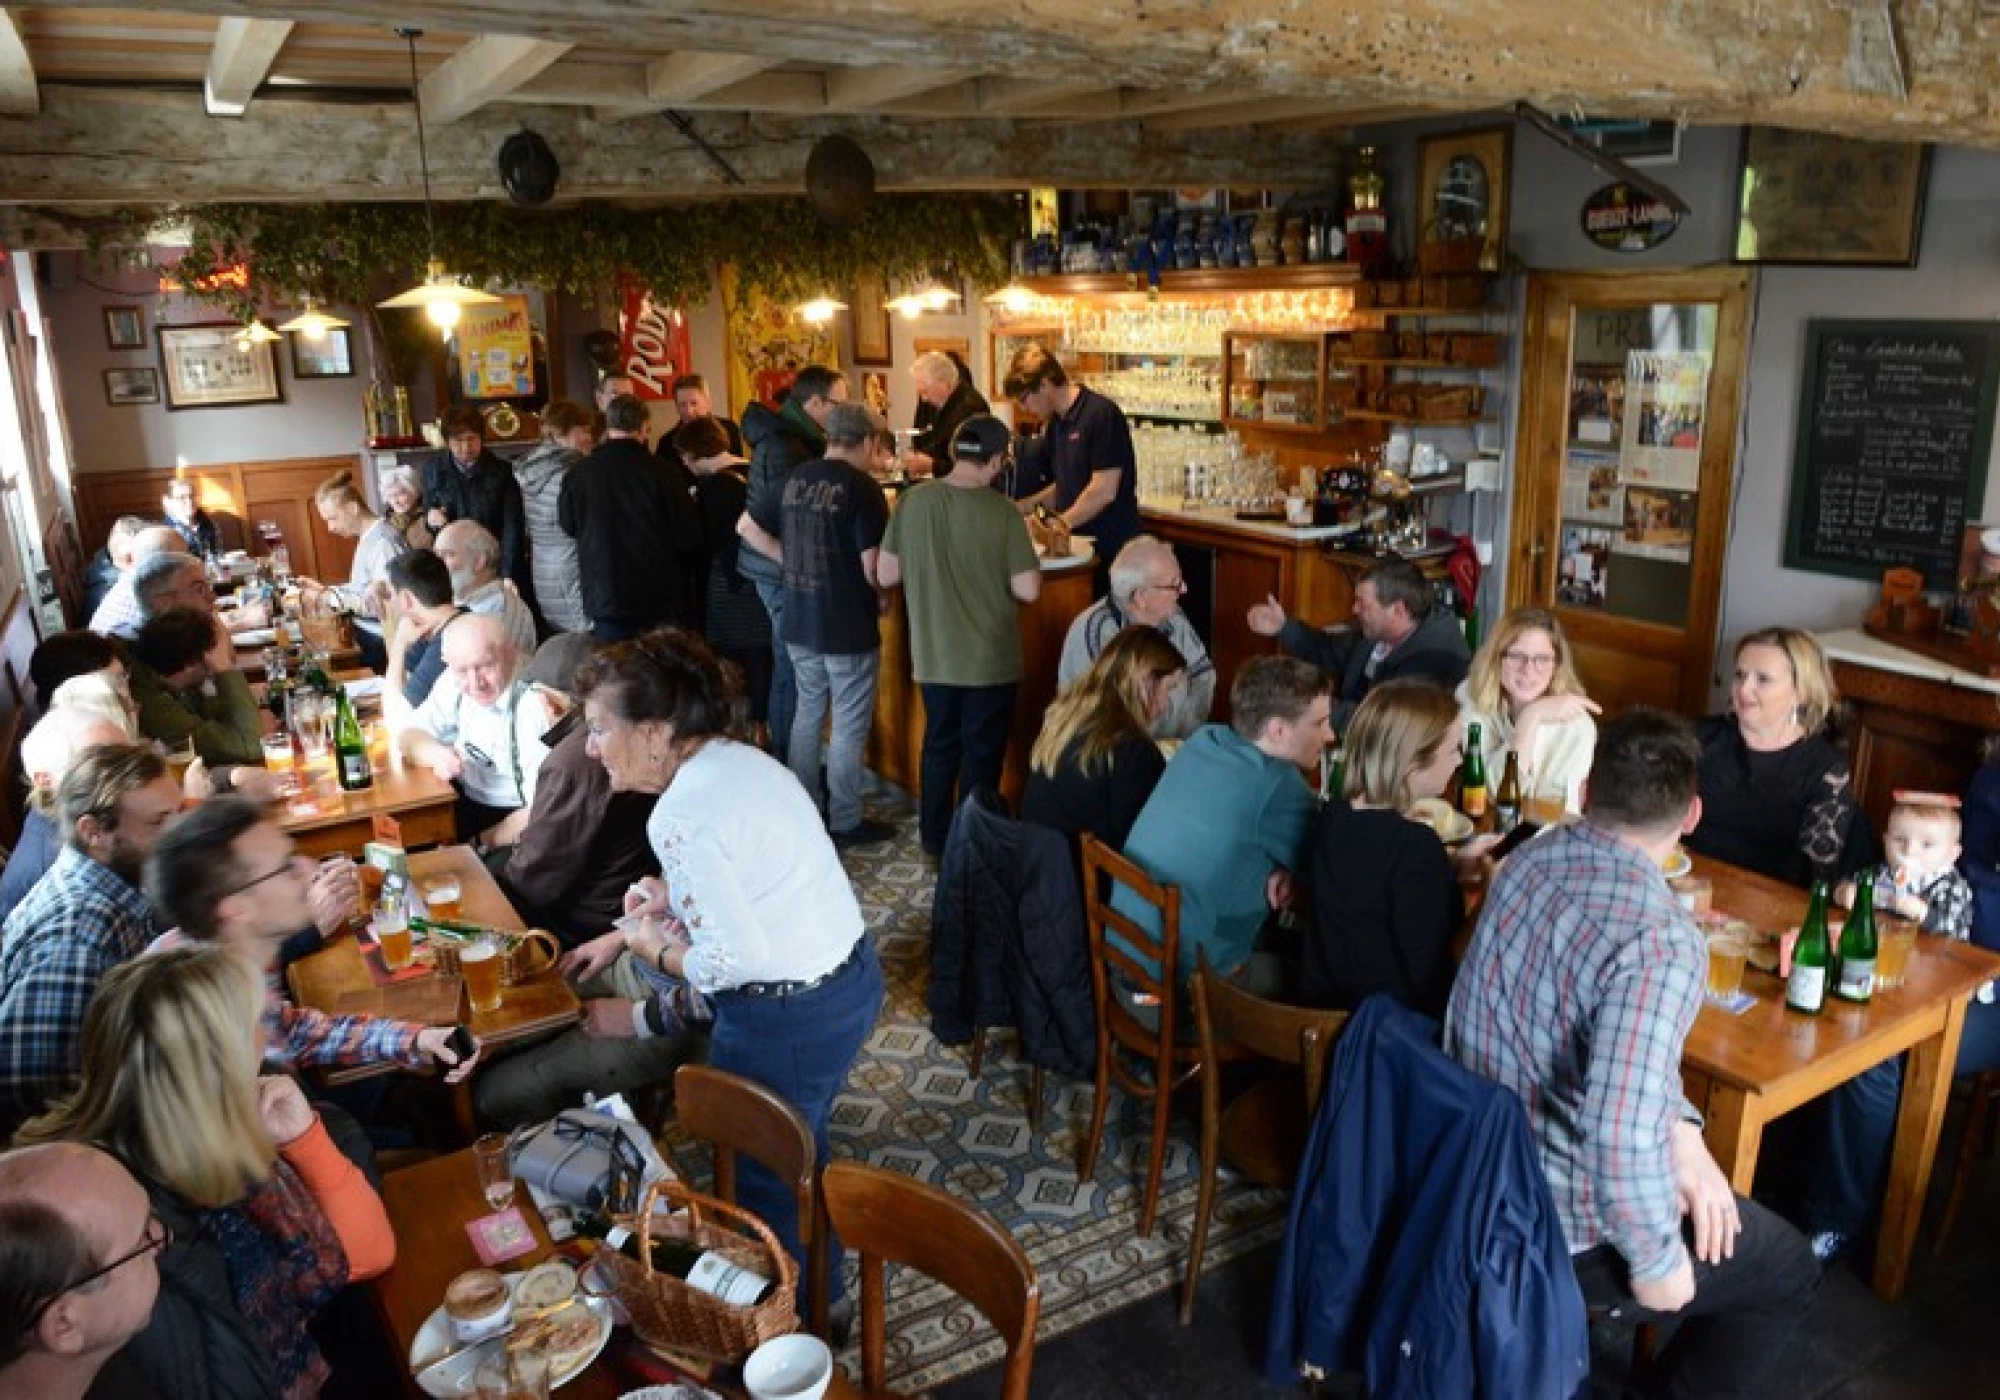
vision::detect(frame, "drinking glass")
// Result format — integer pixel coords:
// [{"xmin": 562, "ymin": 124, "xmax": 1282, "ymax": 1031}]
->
[
  {"xmin": 462, "ymin": 936, "xmax": 504, "ymax": 1014},
  {"xmin": 375, "ymin": 904, "xmax": 413, "ymax": 971},
  {"xmin": 1706, "ymin": 932, "xmax": 1749, "ymax": 999},
  {"xmin": 1875, "ymin": 918, "xmax": 1919, "ymax": 990},
  {"xmin": 260, "ymin": 732, "xmax": 299, "ymax": 795},
  {"xmin": 472, "ymin": 1133, "xmax": 514, "ymax": 1213},
  {"xmin": 426, "ymin": 876, "xmax": 464, "ymax": 923}
]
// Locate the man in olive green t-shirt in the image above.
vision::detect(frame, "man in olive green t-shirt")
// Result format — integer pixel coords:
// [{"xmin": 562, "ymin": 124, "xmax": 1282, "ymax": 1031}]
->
[{"xmin": 878, "ymin": 415, "xmax": 1043, "ymax": 855}]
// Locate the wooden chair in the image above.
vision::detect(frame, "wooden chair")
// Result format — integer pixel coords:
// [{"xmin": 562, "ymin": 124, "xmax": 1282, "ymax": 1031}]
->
[
  {"xmin": 822, "ymin": 1161, "xmax": 1040, "ymax": 1400},
  {"xmin": 670, "ymin": 1064, "xmax": 830, "ymax": 1340},
  {"xmin": 1935, "ymin": 1068, "xmax": 2000, "ymax": 1254},
  {"xmin": 1182, "ymin": 951, "xmax": 1348, "ymax": 1325},
  {"xmin": 1078, "ymin": 832, "xmax": 1208, "ymax": 1237}
]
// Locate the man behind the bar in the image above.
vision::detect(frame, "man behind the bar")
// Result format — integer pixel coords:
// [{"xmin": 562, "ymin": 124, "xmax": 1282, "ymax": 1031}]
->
[
  {"xmin": 1445, "ymin": 709, "xmax": 1818, "ymax": 1398},
  {"xmin": 671, "ymin": 372, "xmax": 744, "ymax": 457},
  {"xmin": 741, "ymin": 365, "xmax": 849, "ymax": 761},
  {"xmin": 1003, "ymin": 343, "xmax": 1141, "ymax": 582},
  {"xmin": 738, "ymin": 403, "xmax": 894, "ymax": 849},
  {"xmin": 902, "ymin": 350, "xmax": 990, "ymax": 478},
  {"xmin": 877, "ymin": 415, "xmax": 1042, "ymax": 856},
  {"xmin": 1246, "ymin": 552, "xmax": 1468, "ymax": 726}
]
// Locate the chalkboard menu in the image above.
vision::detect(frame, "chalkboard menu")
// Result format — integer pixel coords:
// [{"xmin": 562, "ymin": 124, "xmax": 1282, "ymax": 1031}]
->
[{"xmin": 1784, "ymin": 319, "xmax": 2000, "ymax": 589}]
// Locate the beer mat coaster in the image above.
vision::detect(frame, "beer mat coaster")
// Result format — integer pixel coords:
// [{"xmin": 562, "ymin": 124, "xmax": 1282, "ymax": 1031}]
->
[
  {"xmin": 466, "ymin": 1208, "xmax": 538, "ymax": 1266},
  {"xmin": 359, "ymin": 940, "xmax": 434, "ymax": 986},
  {"xmin": 1706, "ymin": 990, "xmax": 1757, "ymax": 1015},
  {"xmin": 333, "ymin": 973, "xmax": 464, "ymax": 1023}
]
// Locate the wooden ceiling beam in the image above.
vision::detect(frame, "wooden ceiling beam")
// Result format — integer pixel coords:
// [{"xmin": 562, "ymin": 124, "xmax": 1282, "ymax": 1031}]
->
[
  {"xmin": 976, "ymin": 78, "xmax": 1121, "ymax": 117},
  {"xmin": 0, "ymin": 9, "xmax": 37, "ymax": 116},
  {"xmin": 203, "ymin": 17, "xmax": 293, "ymax": 116},
  {"xmin": 822, "ymin": 64, "xmax": 967, "ymax": 110},
  {"xmin": 644, "ymin": 50, "xmax": 777, "ymax": 104},
  {"xmin": 1144, "ymin": 95, "xmax": 1402, "ymax": 133},
  {"xmin": 419, "ymin": 33, "xmax": 572, "ymax": 124}
]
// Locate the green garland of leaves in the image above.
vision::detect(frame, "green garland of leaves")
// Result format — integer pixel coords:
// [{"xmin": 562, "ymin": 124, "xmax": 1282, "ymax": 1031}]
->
[{"xmin": 87, "ymin": 194, "xmax": 1017, "ymax": 319}]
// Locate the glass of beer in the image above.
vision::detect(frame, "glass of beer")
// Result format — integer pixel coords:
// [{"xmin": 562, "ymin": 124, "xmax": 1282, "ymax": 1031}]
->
[
  {"xmin": 1876, "ymin": 917, "xmax": 1919, "ymax": 990},
  {"xmin": 260, "ymin": 732, "xmax": 298, "ymax": 795},
  {"xmin": 375, "ymin": 905, "xmax": 413, "ymax": 972},
  {"xmin": 425, "ymin": 876, "xmax": 464, "ymax": 923},
  {"xmin": 1706, "ymin": 932, "xmax": 1749, "ymax": 999},
  {"xmin": 462, "ymin": 937, "xmax": 503, "ymax": 1014}
]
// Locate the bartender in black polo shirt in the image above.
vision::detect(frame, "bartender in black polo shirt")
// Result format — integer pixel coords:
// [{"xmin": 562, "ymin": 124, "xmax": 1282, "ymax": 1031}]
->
[{"xmin": 1002, "ymin": 344, "xmax": 1141, "ymax": 586}]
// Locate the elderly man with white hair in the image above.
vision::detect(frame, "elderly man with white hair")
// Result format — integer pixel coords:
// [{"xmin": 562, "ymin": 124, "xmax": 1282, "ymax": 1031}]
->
[
  {"xmin": 1056, "ymin": 534, "xmax": 1216, "ymax": 739},
  {"xmin": 435, "ymin": 519, "xmax": 539, "ymax": 657},
  {"xmin": 397, "ymin": 613, "xmax": 557, "ymax": 851},
  {"xmin": 86, "ymin": 524, "xmax": 184, "ymax": 639},
  {"xmin": 902, "ymin": 349, "xmax": 990, "ymax": 478}
]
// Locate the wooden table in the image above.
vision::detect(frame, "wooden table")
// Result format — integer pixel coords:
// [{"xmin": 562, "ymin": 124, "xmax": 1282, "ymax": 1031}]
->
[
  {"xmin": 1681, "ymin": 853, "xmax": 2000, "ymax": 1301},
  {"xmin": 286, "ymin": 847, "xmax": 581, "ymax": 1130},
  {"xmin": 277, "ymin": 757, "xmax": 458, "ymax": 859},
  {"xmin": 376, "ymin": 1150, "xmax": 858, "ymax": 1400}
]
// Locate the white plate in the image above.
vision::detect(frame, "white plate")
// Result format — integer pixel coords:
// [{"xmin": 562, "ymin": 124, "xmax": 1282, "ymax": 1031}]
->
[
  {"xmin": 343, "ymin": 676, "xmax": 386, "ymax": 701},
  {"xmin": 232, "ymin": 626, "xmax": 277, "ymax": 646},
  {"xmin": 1038, "ymin": 536, "xmax": 1095, "ymax": 572},
  {"xmin": 408, "ymin": 1271, "xmax": 614, "ymax": 1397},
  {"xmin": 1662, "ymin": 848, "xmax": 1693, "ymax": 880}
]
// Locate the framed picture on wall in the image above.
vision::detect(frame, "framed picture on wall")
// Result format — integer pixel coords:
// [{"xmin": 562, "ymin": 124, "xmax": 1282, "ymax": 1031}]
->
[
  {"xmin": 1733, "ymin": 129, "xmax": 1930, "ymax": 266},
  {"xmin": 850, "ymin": 275, "xmax": 892, "ymax": 367},
  {"xmin": 157, "ymin": 323, "xmax": 283, "ymax": 411},
  {"xmin": 104, "ymin": 306, "xmax": 146, "ymax": 350},
  {"xmin": 289, "ymin": 326, "xmax": 354, "ymax": 379},
  {"xmin": 103, "ymin": 367, "xmax": 160, "ymax": 406},
  {"xmin": 1416, "ymin": 124, "xmax": 1513, "ymax": 272}
]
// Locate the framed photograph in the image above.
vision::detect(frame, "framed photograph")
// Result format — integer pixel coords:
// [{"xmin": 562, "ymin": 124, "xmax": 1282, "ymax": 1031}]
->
[
  {"xmin": 289, "ymin": 326, "xmax": 354, "ymax": 379},
  {"xmin": 1733, "ymin": 129, "xmax": 1929, "ymax": 266},
  {"xmin": 103, "ymin": 367, "xmax": 159, "ymax": 406},
  {"xmin": 157, "ymin": 323, "xmax": 283, "ymax": 411},
  {"xmin": 850, "ymin": 275, "xmax": 892, "ymax": 367},
  {"xmin": 104, "ymin": 306, "xmax": 146, "ymax": 350},
  {"xmin": 1417, "ymin": 125, "xmax": 1513, "ymax": 272}
]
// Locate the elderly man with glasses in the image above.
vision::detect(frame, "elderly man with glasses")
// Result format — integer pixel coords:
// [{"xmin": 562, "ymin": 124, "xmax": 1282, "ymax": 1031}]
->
[
  {"xmin": 1056, "ymin": 534, "xmax": 1216, "ymax": 739},
  {"xmin": 0, "ymin": 1142, "xmax": 167, "ymax": 1400}
]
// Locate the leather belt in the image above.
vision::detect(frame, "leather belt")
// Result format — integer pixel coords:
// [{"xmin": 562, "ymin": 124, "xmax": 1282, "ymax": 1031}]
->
[{"xmin": 720, "ymin": 939, "xmax": 865, "ymax": 999}]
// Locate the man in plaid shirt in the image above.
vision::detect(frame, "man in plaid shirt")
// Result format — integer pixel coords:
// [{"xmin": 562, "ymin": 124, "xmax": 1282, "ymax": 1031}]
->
[
  {"xmin": 0, "ymin": 745, "xmax": 183, "ymax": 1137},
  {"xmin": 144, "ymin": 798, "xmax": 478, "ymax": 1081},
  {"xmin": 1446, "ymin": 710, "xmax": 1818, "ymax": 1397}
]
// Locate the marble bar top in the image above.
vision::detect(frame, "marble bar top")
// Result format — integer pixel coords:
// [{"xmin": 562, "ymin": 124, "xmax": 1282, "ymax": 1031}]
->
[
  {"xmin": 1816, "ymin": 627, "xmax": 2000, "ymax": 698},
  {"xmin": 1139, "ymin": 501, "xmax": 1352, "ymax": 544}
]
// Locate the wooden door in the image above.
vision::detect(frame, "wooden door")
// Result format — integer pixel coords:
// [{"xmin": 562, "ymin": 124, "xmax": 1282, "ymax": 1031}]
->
[{"xmin": 1506, "ymin": 269, "xmax": 1750, "ymax": 716}]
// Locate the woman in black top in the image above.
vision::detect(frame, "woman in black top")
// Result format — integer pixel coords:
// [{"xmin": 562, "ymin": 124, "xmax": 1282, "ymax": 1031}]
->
[
  {"xmin": 1022, "ymin": 625, "xmax": 1185, "ymax": 852},
  {"xmin": 1687, "ymin": 628, "xmax": 1872, "ymax": 888},
  {"xmin": 1303, "ymin": 679, "xmax": 1475, "ymax": 1018}
]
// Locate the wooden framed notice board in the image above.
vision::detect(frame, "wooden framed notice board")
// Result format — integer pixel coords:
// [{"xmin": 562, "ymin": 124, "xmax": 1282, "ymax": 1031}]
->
[{"xmin": 1783, "ymin": 319, "xmax": 2000, "ymax": 589}]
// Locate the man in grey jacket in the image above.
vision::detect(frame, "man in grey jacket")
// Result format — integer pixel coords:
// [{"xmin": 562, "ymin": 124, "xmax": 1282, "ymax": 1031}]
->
[
  {"xmin": 1247, "ymin": 554, "xmax": 1468, "ymax": 726},
  {"xmin": 1056, "ymin": 535, "xmax": 1215, "ymax": 739}
]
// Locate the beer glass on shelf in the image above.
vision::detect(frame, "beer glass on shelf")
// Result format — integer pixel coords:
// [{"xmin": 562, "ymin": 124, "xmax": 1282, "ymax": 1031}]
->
[{"xmin": 462, "ymin": 936, "xmax": 503, "ymax": 1014}]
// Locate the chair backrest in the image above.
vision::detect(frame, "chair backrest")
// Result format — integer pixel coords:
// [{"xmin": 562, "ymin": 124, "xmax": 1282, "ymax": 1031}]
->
[
  {"xmin": 673, "ymin": 1064, "xmax": 816, "ymax": 1227},
  {"xmin": 822, "ymin": 1160, "xmax": 1041, "ymax": 1400},
  {"xmin": 1081, "ymin": 832, "xmax": 1181, "ymax": 1043},
  {"xmin": 1192, "ymin": 950, "xmax": 1348, "ymax": 1114}
]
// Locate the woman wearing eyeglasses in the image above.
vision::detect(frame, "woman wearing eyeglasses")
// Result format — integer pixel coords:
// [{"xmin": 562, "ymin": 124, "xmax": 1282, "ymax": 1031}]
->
[
  {"xmin": 16, "ymin": 947, "xmax": 393, "ymax": 1400},
  {"xmin": 1456, "ymin": 608, "xmax": 1600, "ymax": 818}
]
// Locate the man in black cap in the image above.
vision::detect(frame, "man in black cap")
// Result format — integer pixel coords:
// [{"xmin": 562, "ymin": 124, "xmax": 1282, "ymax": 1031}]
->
[{"xmin": 878, "ymin": 415, "xmax": 1043, "ymax": 856}]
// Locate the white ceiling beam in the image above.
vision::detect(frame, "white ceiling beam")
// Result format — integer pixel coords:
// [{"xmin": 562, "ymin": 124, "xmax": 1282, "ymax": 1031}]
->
[
  {"xmin": 419, "ymin": 33, "xmax": 573, "ymax": 125},
  {"xmin": 203, "ymin": 17, "xmax": 294, "ymax": 117},
  {"xmin": 644, "ymin": 51, "xmax": 778, "ymax": 105},
  {"xmin": 822, "ymin": 64, "xmax": 968, "ymax": 110},
  {"xmin": 0, "ymin": 9, "xmax": 37, "ymax": 116}
]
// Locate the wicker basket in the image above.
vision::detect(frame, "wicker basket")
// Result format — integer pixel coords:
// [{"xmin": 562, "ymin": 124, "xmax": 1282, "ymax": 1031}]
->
[
  {"xmin": 429, "ymin": 929, "xmax": 560, "ymax": 986},
  {"xmin": 595, "ymin": 1176, "xmax": 799, "ymax": 1363}
]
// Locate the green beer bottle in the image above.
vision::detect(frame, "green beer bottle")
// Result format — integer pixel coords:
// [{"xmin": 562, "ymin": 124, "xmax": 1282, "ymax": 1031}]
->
[
  {"xmin": 1459, "ymin": 723, "xmax": 1489, "ymax": 820},
  {"xmin": 333, "ymin": 687, "xmax": 373, "ymax": 792},
  {"xmin": 1834, "ymin": 869, "xmax": 1879, "ymax": 1003},
  {"xmin": 1787, "ymin": 879, "xmax": 1832, "ymax": 1014}
]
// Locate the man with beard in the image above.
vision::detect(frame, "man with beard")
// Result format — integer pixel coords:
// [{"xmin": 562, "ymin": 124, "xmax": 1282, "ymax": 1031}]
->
[{"xmin": 0, "ymin": 745, "xmax": 180, "ymax": 1137}]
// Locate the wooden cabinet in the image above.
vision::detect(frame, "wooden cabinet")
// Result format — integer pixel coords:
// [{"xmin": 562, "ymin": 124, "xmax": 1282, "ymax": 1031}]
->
[
  {"xmin": 1222, "ymin": 332, "xmax": 1329, "ymax": 432},
  {"xmin": 1826, "ymin": 643, "xmax": 2000, "ymax": 834}
]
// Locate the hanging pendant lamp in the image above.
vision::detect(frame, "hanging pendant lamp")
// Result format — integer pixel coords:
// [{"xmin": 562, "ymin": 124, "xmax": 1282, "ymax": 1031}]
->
[
  {"xmin": 377, "ymin": 28, "xmax": 500, "ymax": 331},
  {"xmin": 278, "ymin": 296, "xmax": 350, "ymax": 342}
]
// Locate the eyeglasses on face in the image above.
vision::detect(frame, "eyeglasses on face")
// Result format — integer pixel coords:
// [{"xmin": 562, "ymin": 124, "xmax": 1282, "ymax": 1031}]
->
[
  {"xmin": 1142, "ymin": 577, "xmax": 1186, "ymax": 595},
  {"xmin": 28, "ymin": 1212, "xmax": 172, "ymax": 1326},
  {"xmin": 1500, "ymin": 650, "xmax": 1557, "ymax": 671}
]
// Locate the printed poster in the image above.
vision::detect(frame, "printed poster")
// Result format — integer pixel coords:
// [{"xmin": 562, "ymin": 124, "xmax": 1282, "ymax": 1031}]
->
[
  {"xmin": 1619, "ymin": 350, "xmax": 1709, "ymax": 491},
  {"xmin": 456, "ymin": 294, "xmax": 536, "ymax": 400},
  {"xmin": 1616, "ymin": 484, "xmax": 1697, "ymax": 563},
  {"xmin": 1561, "ymin": 450, "xmax": 1624, "ymax": 526},
  {"xmin": 617, "ymin": 278, "xmax": 694, "ymax": 401},
  {"xmin": 1568, "ymin": 363, "xmax": 1626, "ymax": 446},
  {"xmin": 1559, "ymin": 524, "xmax": 1616, "ymax": 609},
  {"xmin": 721, "ymin": 265, "xmax": 837, "ymax": 415}
]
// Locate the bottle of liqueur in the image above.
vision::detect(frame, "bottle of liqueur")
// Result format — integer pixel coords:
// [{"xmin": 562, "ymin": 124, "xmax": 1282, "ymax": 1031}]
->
[
  {"xmin": 1345, "ymin": 146, "xmax": 1389, "ymax": 273},
  {"xmin": 1458, "ymin": 723, "xmax": 1489, "ymax": 821}
]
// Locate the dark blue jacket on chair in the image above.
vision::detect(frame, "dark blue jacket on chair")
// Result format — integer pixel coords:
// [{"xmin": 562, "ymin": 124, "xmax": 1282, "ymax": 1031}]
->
[{"xmin": 1266, "ymin": 995, "xmax": 1588, "ymax": 1398}]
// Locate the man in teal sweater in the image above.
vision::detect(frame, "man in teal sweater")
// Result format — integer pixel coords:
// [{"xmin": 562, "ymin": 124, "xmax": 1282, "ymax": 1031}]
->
[{"xmin": 1111, "ymin": 656, "xmax": 1330, "ymax": 992}]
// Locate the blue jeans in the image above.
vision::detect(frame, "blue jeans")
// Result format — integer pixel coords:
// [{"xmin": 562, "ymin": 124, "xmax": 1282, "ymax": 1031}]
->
[
  {"xmin": 917, "ymin": 682, "xmax": 1016, "ymax": 854},
  {"xmin": 787, "ymin": 646, "xmax": 880, "ymax": 833},
  {"xmin": 708, "ymin": 939, "xmax": 884, "ymax": 1311},
  {"xmin": 753, "ymin": 577, "xmax": 795, "ymax": 761},
  {"xmin": 1797, "ymin": 995, "xmax": 2000, "ymax": 1239}
]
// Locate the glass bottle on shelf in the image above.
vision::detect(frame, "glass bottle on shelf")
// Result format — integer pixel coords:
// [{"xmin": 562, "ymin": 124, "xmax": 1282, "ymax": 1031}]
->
[{"xmin": 1346, "ymin": 146, "xmax": 1389, "ymax": 273}]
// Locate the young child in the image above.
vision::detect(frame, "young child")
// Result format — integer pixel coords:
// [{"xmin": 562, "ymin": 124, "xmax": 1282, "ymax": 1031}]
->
[{"xmin": 1835, "ymin": 792, "xmax": 1975, "ymax": 941}]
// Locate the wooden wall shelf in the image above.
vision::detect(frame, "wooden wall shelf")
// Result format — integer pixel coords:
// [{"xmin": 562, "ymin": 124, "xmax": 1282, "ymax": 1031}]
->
[{"xmin": 1020, "ymin": 264, "xmax": 1362, "ymax": 296}]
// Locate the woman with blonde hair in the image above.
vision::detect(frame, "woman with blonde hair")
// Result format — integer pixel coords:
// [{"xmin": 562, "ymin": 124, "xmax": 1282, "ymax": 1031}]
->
[
  {"xmin": 1023, "ymin": 625, "xmax": 1186, "ymax": 851},
  {"xmin": 1303, "ymin": 679, "xmax": 1484, "ymax": 1017},
  {"xmin": 1456, "ymin": 607, "xmax": 1599, "ymax": 815},
  {"xmin": 1688, "ymin": 626, "xmax": 1871, "ymax": 889},
  {"xmin": 17, "ymin": 947, "xmax": 393, "ymax": 1400},
  {"xmin": 305, "ymin": 467, "xmax": 410, "ymax": 671}
]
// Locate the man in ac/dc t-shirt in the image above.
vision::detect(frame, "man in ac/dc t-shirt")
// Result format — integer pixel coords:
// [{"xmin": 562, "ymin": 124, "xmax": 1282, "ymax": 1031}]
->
[{"xmin": 739, "ymin": 403, "xmax": 893, "ymax": 849}]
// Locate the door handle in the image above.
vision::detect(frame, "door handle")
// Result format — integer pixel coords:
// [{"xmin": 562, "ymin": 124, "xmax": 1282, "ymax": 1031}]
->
[{"xmin": 1529, "ymin": 537, "xmax": 1548, "ymax": 597}]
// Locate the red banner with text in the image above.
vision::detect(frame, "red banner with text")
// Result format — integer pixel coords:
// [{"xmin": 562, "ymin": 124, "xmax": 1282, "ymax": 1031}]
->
[{"xmin": 617, "ymin": 279, "xmax": 692, "ymax": 401}]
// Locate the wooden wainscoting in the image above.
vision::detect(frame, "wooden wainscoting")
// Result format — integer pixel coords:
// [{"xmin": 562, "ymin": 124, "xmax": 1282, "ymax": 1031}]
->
[
  {"xmin": 75, "ymin": 456, "xmax": 361, "ymax": 591},
  {"xmin": 0, "ymin": 586, "xmax": 41, "ymax": 850}
]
